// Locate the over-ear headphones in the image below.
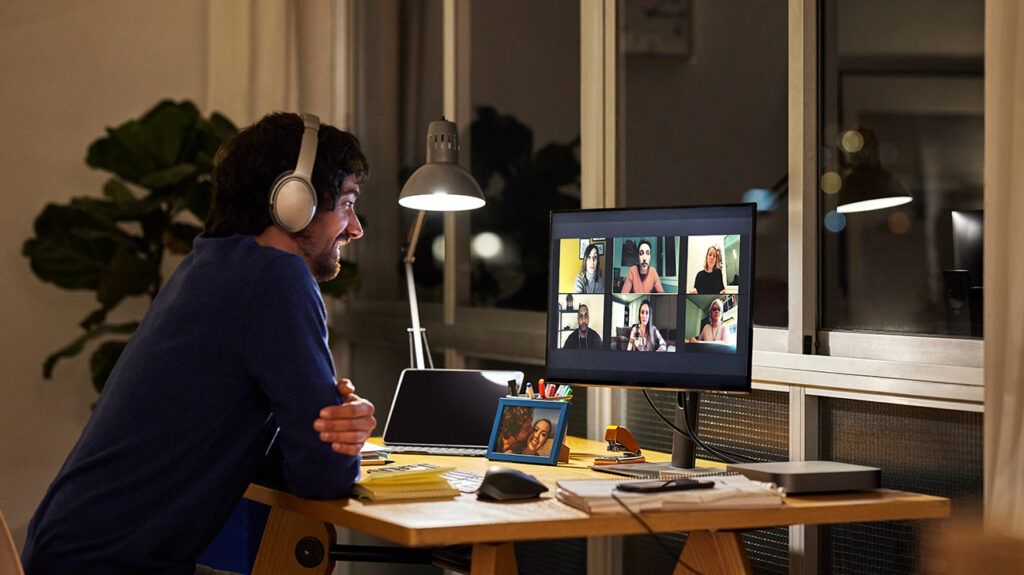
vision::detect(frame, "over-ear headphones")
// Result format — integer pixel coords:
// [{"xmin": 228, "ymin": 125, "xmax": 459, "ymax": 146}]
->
[{"xmin": 268, "ymin": 113, "xmax": 320, "ymax": 232}]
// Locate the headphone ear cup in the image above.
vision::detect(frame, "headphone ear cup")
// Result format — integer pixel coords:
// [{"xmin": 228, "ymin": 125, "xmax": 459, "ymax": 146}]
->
[{"xmin": 269, "ymin": 172, "xmax": 317, "ymax": 232}]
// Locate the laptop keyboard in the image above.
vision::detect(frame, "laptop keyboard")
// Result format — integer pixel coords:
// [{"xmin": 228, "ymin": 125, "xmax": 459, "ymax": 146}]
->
[
  {"xmin": 382, "ymin": 445, "xmax": 487, "ymax": 456},
  {"xmin": 442, "ymin": 470, "xmax": 485, "ymax": 493}
]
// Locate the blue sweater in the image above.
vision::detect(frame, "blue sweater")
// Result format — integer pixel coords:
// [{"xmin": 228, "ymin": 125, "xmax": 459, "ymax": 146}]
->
[{"xmin": 23, "ymin": 235, "xmax": 359, "ymax": 575}]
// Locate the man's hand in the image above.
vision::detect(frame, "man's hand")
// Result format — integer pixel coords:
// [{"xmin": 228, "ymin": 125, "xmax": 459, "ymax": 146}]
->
[{"xmin": 313, "ymin": 379, "xmax": 377, "ymax": 456}]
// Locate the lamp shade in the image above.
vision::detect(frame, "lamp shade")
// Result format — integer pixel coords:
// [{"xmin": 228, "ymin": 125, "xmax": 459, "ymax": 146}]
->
[
  {"xmin": 835, "ymin": 166, "xmax": 912, "ymax": 214},
  {"xmin": 398, "ymin": 119, "xmax": 486, "ymax": 212}
]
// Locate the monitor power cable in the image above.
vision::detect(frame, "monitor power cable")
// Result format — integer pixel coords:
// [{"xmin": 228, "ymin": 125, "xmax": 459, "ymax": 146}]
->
[
  {"xmin": 642, "ymin": 390, "xmax": 758, "ymax": 464},
  {"xmin": 611, "ymin": 491, "xmax": 706, "ymax": 575}
]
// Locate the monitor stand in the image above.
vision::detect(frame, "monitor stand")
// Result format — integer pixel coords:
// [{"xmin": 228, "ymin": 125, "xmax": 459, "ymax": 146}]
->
[{"xmin": 592, "ymin": 392, "xmax": 721, "ymax": 479}]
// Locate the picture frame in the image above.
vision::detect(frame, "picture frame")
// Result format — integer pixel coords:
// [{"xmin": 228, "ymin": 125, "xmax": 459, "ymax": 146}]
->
[{"xmin": 486, "ymin": 398, "xmax": 571, "ymax": 466}]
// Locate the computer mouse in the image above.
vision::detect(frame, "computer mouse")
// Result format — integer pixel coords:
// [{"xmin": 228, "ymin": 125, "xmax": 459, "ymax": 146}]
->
[{"xmin": 476, "ymin": 465, "xmax": 549, "ymax": 501}]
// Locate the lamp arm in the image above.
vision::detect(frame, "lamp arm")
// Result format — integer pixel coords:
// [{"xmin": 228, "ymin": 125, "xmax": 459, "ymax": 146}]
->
[{"xmin": 403, "ymin": 210, "xmax": 428, "ymax": 369}]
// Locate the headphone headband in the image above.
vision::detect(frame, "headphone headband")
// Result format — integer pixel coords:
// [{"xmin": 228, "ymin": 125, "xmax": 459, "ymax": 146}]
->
[{"xmin": 294, "ymin": 113, "xmax": 319, "ymax": 178}]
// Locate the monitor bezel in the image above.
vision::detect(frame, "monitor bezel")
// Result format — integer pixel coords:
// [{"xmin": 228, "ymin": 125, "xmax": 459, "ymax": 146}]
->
[{"xmin": 544, "ymin": 203, "xmax": 756, "ymax": 394}]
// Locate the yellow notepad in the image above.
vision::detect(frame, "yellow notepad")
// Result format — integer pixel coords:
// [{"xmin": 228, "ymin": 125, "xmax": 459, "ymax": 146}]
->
[{"xmin": 353, "ymin": 463, "xmax": 460, "ymax": 501}]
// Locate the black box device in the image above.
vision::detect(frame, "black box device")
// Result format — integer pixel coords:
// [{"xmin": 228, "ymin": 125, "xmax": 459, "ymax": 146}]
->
[{"xmin": 726, "ymin": 461, "xmax": 881, "ymax": 494}]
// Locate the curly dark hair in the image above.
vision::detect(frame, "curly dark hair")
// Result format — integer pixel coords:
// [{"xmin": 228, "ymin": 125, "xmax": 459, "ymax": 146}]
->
[{"xmin": 205, "ymin": 112, "xmax": 369, "ymax": 237}]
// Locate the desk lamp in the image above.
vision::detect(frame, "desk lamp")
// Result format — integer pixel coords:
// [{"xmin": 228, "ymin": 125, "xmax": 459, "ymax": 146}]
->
[{"xmin": 399, "ymin": 119, "xmax": 485, "ymax": 369}]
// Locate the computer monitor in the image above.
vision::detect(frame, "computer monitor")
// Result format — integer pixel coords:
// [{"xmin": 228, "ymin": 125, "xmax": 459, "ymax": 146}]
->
[{"xmin": 545, "ymin": 204, "xmax": 756, "ymax": 470}]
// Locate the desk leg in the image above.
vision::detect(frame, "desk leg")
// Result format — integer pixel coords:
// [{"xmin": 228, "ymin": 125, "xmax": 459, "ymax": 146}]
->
[
  {"xmin": 674, "ymin": 531, "xmax": 751, "ymax": 575},
  {"xmin": 469, "ymin": 542, "xmax": 517, "ymax": 575},
  {"xmin": 252, "ymin": 506, "xmax": 335, "ymax": 575}
]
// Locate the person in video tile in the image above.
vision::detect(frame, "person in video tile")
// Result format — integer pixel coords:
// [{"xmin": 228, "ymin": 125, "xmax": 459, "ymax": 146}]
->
[
  {"xmin": 689, "ymin": 298, "xmax": 727, "ymax": 343},
  {"xmin": 496, "ymin": 406, "xmax": 534, "ymax": 453},
  {"xmin": 621, "ymin": 239, "xmax": 665, "ymax": 293},
  {"xmin": 689, "ymin": 245, "xmax": 726, "ymax": 295},
  {"xmin": 563, "ymin": 304, "xmax": 603, "ymax": 350},
  {"xmin": 627, "ymin": 300, "xmax": 667, "ymax": 351},
  {"xmin": 520, "ymin": 419, "xmax": 553, "ymax": 455},
  {"xmin": 574, "ymin": 243, "xmax": 605, "ymax": 294}
]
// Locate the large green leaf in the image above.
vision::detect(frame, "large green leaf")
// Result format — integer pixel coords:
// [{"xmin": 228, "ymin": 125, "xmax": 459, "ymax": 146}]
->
[
  {"xmin": 42, "ymin": 321, "xmax": 139, "ymax": 378},
  {"xmin": 86, "ymin": 100, "xmax": 201, "ymax": 186},
  {"xmin": 102, "ymin": 179, "xmax": 135, "ymax": 203},
  {"xmin": 90, "ymin": 340, "xmax": 129, "ymax": 393},
  {"xmin": 139, "ymin": 100, "xmax": 200, "ymax": 166},
  {"xmin": 23, "ymin": 204, "xmax": 121, "ymax": 290},
  {"xmin": 138, "ymin": 163, "xmax": 197, "ymax": 189},
  {"xmin": 96, "ymin": 247, "xmax": 159, "ymax": 308}
]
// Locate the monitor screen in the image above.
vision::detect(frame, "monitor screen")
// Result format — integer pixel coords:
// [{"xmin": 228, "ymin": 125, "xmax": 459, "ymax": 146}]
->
[{"xmin": 545, "ymin": 204, "xmax": 755, "ymax": 392}]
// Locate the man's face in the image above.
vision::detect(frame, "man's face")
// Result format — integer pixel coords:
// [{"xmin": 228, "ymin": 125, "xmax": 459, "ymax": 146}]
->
[
  {"xmin": 638, "ymin": 243, "xmax": 651, "ymax": 273},
  {"xmin": 577, "ymin": 306, "xmax": 590, "ymax": 333},
  {"xmin": 295, "ymin": 176, "xmax": 364, "ymax": 281}
]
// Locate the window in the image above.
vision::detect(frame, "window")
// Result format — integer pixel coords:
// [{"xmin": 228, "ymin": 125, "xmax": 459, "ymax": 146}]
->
[
  {"xmin": 622, "ymin": 0, "xmax": 789, "ymax": 327},
  {"xmin": 468, "ymin": 0, "xmax": 582, "ymax": 310},
  {"xmin": 818, "ymin": 0, "xmax": 984, "ymax": 337}
]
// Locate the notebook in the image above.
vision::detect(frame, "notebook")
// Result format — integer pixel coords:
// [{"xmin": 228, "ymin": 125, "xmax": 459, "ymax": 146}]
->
[
  {"xmin": 381, "ymin": 369, "xmax": 524, "ymax": 456},
  {"xmin": 352, "ymin": 463, "xmax": 459, "ymax": 501},
  {"xmin": 556, "ymin": 476, "xmax": 785, "ymax": 514}
]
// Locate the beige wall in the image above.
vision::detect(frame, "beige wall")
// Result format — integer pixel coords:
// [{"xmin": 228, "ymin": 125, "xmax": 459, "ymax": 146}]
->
[{"xmin": 0, "ymin": 0, "xmax": 209, "ymax": 543}]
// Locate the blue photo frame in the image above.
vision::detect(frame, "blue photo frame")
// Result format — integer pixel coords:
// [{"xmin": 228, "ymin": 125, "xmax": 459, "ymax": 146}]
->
[{"xmin": 486, "ymin": 398, "xmax": 571, "ymax": 466}]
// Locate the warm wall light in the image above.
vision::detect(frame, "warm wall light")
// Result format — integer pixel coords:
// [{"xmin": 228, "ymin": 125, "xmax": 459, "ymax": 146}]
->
[{"xmin": 399, "ymin": 119, "xmax": 485, "ymax": 369}]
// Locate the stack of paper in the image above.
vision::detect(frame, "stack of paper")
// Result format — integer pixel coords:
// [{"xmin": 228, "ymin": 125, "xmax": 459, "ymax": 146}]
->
[
  {"xmin": 352, "ymin": 463, "xmax": 460, "ymax": 502},
  {"xmin": 556, "ymin": 475, "xmax": 784, "ymax": 514}
]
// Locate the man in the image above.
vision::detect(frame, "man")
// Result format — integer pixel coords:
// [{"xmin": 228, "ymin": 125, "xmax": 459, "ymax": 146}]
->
[
  {"xmin": 22, "ymin": 113, "xmax": 377, "ymax": 575},
  {"xmin": 621, "ymin": 239, "xmax": 665, "ymax": 293},
  {"xmin": 562, "ymin": 304, "xmax": 602, "ymax": 350}
]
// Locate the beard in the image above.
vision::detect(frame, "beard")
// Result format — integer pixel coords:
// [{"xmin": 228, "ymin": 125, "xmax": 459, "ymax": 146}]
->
[{"xmin": 297, "ymin": 235, "xmax": 342, "ymax": 281}]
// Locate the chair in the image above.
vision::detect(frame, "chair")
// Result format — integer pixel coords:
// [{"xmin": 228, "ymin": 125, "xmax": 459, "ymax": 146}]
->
[{"xmin": 0, "ymin": 509, "xmax": 25, "ymax": 575}]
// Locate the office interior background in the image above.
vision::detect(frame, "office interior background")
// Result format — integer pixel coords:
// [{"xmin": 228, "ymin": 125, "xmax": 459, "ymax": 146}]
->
[{"xmin": 2, "ymin": 0, "xmax": 1021, "ymax": 574}]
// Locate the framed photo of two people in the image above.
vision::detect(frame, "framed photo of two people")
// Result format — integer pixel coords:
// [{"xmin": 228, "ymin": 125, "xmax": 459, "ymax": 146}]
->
[{"xmin": 486, "ymin": 398, "xmax": 571, "ymax": 466}]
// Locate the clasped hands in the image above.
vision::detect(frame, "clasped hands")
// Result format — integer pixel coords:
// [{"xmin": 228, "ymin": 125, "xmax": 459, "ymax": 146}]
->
[{"xmin": 313, "ymin": 378, "xmax": 377, "ymax": 456}]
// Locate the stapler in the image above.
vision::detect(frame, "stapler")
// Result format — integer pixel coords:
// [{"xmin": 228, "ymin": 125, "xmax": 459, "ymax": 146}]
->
[{"xmin": 595, "ymin": 425, "xmax": 645, "ymax": 465}]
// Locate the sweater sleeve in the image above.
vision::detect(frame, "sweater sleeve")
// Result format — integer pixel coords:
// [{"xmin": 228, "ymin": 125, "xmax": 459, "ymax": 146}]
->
[{"xmin": 244, "ymin": 255, "xmax": 359, "ymax": 499}]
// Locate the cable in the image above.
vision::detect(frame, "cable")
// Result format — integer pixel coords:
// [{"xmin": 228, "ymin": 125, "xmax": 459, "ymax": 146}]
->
[
  {"xmin": 610, "ymin": 490, "xmax": 705, "ymax": 575},
  {"xmin": 642, "ymin": 390, "xmax": 758, "ymax": 464},
  {"xmin": 642, "ymin": 389, "xmax": 736, "ymax": 463}
]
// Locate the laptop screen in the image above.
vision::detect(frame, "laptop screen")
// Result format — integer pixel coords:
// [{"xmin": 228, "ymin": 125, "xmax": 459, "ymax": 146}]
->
[{"xmin": 383, "ymin": 369, "xmax": 524, "ymax": 448}]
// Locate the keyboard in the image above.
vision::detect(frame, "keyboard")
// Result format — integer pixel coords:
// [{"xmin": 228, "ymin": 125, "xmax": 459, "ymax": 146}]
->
[
  {"xmin": 442, "ymin": 470, "xmax": 485, "ymax": 493},
  {"xmin": 382, "ymin": 445, "xmax": 487, "ymax": 456}
]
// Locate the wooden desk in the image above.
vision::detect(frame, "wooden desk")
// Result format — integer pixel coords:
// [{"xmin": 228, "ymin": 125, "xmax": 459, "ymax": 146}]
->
[{"xmin": 245, "ymin": 437, "xmax": 949, "ymax": 575}]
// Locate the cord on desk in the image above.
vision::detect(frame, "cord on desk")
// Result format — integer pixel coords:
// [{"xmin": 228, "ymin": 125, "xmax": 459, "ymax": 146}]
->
[
  {"xmin": 610, "ymin": 491, "xmax": 705, "ymax": 575},
  {"xmin": 642, "ymin": 390, "xmax": 759, "ymax": 464}
]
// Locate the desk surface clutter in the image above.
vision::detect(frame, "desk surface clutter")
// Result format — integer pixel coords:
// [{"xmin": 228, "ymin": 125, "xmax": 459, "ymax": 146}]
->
[{"xmin": 245, "ymin": 435, "xmax": 951, "ymax": 575}]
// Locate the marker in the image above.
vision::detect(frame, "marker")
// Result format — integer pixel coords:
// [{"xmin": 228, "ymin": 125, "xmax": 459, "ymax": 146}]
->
[
  {"xmin": 537, "ymin": 379, "xmax": 546, "ymax": 398},
  {"xmin": 546, "ymin": 384, "xmax": 557, "ymax": 398}
]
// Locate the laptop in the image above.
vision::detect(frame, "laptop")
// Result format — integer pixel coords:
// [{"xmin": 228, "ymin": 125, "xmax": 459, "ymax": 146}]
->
[{"xmin": 381, "ymin": 369, "xmax": 524, "ymax": 456}]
